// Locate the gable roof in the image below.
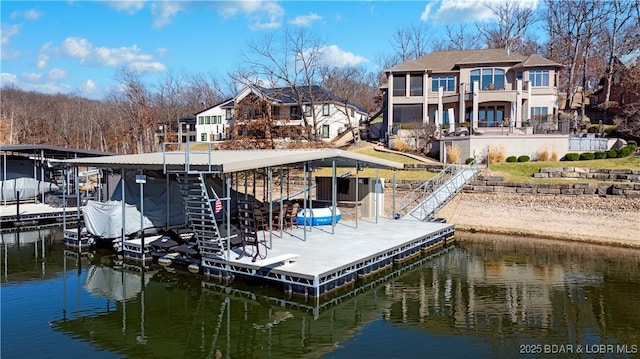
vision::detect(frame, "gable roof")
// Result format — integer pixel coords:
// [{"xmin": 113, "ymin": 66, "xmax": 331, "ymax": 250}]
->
[
  {"xmin": 194, "ymin": 98, "xmax": 234, "ymax": 116},
  {"xmin": 387, "ymin": 48, "xmax": 562, "ymax": 73},
  {"xmin": 237, "ymin": 84, "xmax": 368, "ymax": 114}
]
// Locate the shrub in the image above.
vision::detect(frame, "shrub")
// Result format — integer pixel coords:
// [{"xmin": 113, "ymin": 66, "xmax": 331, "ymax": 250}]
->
[
  {"xmin": 618, "ymin": 146, "xmax": 634, "ymax": 157},
  {"xmin": 628, "ymin": 140, "xmax": 637, "ymax": 146},
  {"xmin": 465, "ymin": 157, "xmax": 475, "ymax": 164},
  {"xmin": 537, "ymin": 147, "xmax": 550, "ymax": 161},
  {"xmin": 595, "ymin": 151, "xmax": 607, "ymax": 159},
  {"xmin": 393, "ymin": 138, "xmax": 411, "ymax": 152},
  {"xmin": 550, "ymin": 151, "xmax": 559, "ymax": 161},
  {"xmin": 606, "ymin": 150, "xmax": 618, "ymax": 158},
  {"xmin": 506, "ymin": 156, "xmax": 517, "ymax": 162},
  {"xmin": 579, "ymin": 152, "xmax": 595, "ymax": 160},
  {"xmin": 517, "ymin": 155, "xmax": 530, "ymax": 162},
  {"xmin": 446, "ymin": 145, "xmax": 460, "ymax": 163},
  {"xmin": 488, "ymin": 145, "xmax": 506, "ymax": 164},
  {"xmin": 564, "ymin": 153, "xmax": 579, "ymax": 161}
]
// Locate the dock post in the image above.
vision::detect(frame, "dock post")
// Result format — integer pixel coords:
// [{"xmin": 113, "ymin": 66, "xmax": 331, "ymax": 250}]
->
[
  {"xmin": 16, "ymin": 191, "xmax": 20, "ymax": 222},
  {"xmin": 331, "ymin": 160, "xmax": 336, "ymax": 235}
]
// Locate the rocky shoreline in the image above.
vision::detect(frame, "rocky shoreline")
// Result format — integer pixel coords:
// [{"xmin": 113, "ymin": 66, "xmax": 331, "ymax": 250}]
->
[{"xmin": 437, "ymin": 192, "xmax": 640, "ymax": 249}]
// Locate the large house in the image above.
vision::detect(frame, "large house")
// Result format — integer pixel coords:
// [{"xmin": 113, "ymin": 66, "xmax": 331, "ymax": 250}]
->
[
  {"xmin": 590, "ymin": 53, "xmax": 640, "ymax": 114},
  {"xmin": 383, "ymin": 48, "xmax": 563, "ymax": 138},
  {"xmin": 195, "ymin": 85, "xmax": 367, "ymax": 144}
]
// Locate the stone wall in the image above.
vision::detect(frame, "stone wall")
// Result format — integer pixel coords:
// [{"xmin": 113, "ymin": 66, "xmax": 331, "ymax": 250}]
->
[
  {"xmin": 465, "ymin": 174, "xmax": 640, "ymax": 198},
  {"xmin": 533, "ymin": 167, "xmax": 640, "ymax": 182}
]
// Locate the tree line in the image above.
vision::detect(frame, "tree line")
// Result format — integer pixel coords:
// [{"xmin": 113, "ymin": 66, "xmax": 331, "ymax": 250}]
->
[{"xmin": 1, "ymin": 0, "xmax": 639, "ymax": 153}]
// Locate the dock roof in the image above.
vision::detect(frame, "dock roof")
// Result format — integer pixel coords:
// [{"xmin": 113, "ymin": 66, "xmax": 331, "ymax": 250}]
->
[{"xmin": 51, "ymin": 148, "xmax": 404, "ymax": 173}]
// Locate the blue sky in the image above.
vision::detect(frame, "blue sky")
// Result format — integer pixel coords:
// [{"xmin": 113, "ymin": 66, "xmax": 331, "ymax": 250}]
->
[{"xmin": 1, "ymin": 1, "xmax": 541, "ymax": 100}]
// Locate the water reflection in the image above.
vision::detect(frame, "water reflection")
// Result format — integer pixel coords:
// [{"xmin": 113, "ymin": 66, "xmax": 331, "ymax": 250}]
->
[{"xmin": 2, "ymin": 230, "xmax": 639, "ymax": 358}]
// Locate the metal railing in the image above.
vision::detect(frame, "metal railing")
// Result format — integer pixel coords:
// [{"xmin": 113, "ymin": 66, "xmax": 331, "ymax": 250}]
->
[
  {"xmin": 162, "ymin": 142, "xmax": 216, "ymax": 173},
  {"xmin": 396, "ymin": 158, "xmax": 480, "ymax": 221}
]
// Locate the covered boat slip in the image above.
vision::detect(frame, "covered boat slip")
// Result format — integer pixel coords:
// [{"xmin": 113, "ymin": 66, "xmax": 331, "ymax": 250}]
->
[{"xmin": 53, "ymin": 146, "xmax": 452, "ymax": 296}]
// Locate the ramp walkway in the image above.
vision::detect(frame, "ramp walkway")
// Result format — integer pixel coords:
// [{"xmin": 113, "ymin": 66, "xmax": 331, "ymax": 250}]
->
[{"xmin": 397, "ymin": 160, "xmax": 481, "ymax": 222}]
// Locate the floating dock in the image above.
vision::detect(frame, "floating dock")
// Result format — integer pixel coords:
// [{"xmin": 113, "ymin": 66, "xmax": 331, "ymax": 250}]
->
[
  {"xmin": 202, "ymin": 217, "xmax": 453, "ymax": 298},
  {"xmin": 1, "ymin": 203, "xmax": 80, "ymax": 231}
]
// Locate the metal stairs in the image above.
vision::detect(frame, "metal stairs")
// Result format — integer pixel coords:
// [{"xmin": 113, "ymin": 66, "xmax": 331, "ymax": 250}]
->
[
  {"xmin": 397, "ymin": 161, "xmax": 481, "ymax": 222},
  {"xmin": 175, "ymin": 173, "xmax": 226, "ymax": 256}
]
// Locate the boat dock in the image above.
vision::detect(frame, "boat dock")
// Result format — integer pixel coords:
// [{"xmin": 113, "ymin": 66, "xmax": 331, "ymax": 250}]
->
[
  {"xmin": 51, "ymin": 145, "xmax": 478, "ymax": 299},
  {"xmin": 202, "ymin": 217, "xmax": 453, "ymax": 298},
  {"xmin": 1, "ymin": 203, "xmax": 80, "ymax": 230}
]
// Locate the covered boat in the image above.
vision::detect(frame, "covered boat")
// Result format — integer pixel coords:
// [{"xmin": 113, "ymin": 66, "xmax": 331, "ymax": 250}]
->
[
  {"xmin": 1, "ymin": 156, "xmax": 59, "ymax": 202},
  {"xmin": 297, "ymin": 207, "xmax": 341, "ymax": 226}
]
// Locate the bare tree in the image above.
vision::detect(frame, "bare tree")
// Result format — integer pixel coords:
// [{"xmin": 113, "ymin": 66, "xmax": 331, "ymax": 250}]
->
[
  {"xmin": 602, "ymin": 0, "xmax": 637, "ymax": 120},
  {"xmin": 237, "ymin": 27, "xmax": 326, "ymax": 142},
  {"xmin": 544, "ymin": 0, "xmax": 608, "ymax": 110},
  {"xmin": 478, "ymin": 0, "xmax": 538, "ymax": 54},
  {"xmin": 444, "ymin": 24, "xmax": 483, "ymax": 51}
]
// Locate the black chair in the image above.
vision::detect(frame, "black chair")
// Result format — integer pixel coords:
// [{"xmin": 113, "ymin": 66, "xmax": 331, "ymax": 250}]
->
[{"xmin": 236, "ymin": 200, "xmax": 267, "ymax": 262}]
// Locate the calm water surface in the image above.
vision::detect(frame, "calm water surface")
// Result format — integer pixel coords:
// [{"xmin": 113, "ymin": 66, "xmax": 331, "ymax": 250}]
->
[{"xmin": 1, "ymin": 228, "xmax": 639, "ymax": 358}]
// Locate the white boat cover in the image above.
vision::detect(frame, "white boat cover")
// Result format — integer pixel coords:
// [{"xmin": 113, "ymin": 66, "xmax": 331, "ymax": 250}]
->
[
  {"xmin": 1, "ymin": 157, "xmax": 59, "ymax": 201},
  {"xmin": 83, "ymin": 172, "xmax": 257, "ymax": 239}
]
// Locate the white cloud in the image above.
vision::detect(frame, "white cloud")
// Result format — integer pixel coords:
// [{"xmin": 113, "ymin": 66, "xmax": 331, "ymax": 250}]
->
[
  {"xmin": 55, "ymin": 37, "xmax": 166, "ymax": 73},
  {"xmin": 36, "ymin": 42, "xmax": 52, "ymax": 68},
  {"xmin": 420, "ymin": 3, "xmax": 433, "ymax": 22},
  {"xmin": 128, "ymin": 61, "xmax": 167, "ymax": 73},
  {"xmin": 316, "ymin": 45, "xmax": 368, "ymax": 67},
  {"xmin": 1, "ymin": 24, "xmax": 20, "ymax": 45},
  {"xmin": 216, "ymin": 0, "xmax": 284, "ymax": 30},
  {"xmin": 48, "ymin": 68, "xmax": 67, "ymax": 80},
  {"xmin": 1, "ymin": 24, "xmax": 22, "ymax": 60},
  {"xmin": 81, "ymin": 79, "xmax": 98, "ymax": 93},
  {"xmin": 429, "ymin": 0, "xmax": 541, "ymax": 24},
  {"xmin": 106, "ymin": 0, "xmax": 146, "ymax": 14},
  {"xmin": 1, "ymin": 73, "xmax": 19, "ymax": 85},
  {"xmin": 61, "ymin": 37, "xmax": 92, "ymax": 61},
  {"xmin": 11, "ymin": 8, "xmax": 42, "ymax": 21},
  {"xmin": 151, "ymin": 2, "xmax": 185, "ymax": 28},
  {"xmin": 290, "ymin": 13, "xmax": 322, "ymax": 27},
  {"xmin": 22, "ymin": 72, "xmax": 42, "ymax": 81}
]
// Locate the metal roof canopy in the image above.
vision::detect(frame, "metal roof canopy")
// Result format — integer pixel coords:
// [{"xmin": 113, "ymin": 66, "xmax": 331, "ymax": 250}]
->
[
  {"xmin": 0, "ymin": 144, "xmax": 114, "ymax": 160},
  {"xmin": 51, "ymin": 148, "xmax": 404, "ymax": 173}
]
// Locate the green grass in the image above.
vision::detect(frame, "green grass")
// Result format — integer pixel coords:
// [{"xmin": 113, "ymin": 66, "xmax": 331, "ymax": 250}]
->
[
  {"xmin": 352, "ymin": 147, "xmax": 423, "ymax": 165},
  {"xmin": 488, "ymin": 156, "xmax": 640, "ymax": 183}
]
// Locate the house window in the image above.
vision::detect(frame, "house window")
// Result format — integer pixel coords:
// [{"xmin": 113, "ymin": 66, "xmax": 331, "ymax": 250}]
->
[
  {"xmin": 470, "ymin": 68, "xmax": 505, "ymax": 90},
  {"xmin": 530, "ymin": 107, "xmax": 548, "ymax": 121},
  {"xmin": 290, "ymin": 106, "xmax": 301, "ymax": 119},
  {"xmin": 181, "ymin": 136, "xmax": 187, "ymax": 143},
  {"xmin": 323, "ymin": 104, "xmax": 330, "ymax": 116},
  {"xmin": 392, "ymin": 104, "xmax": 423, "ymax": 124},
  {"xmin": 351, "ymin": 108, "xmax": 355, "ymax": 117},
  {"xmin": 393, "ymin": 74, "xmax": 406, "ymax": 96},
  {"xmin": 198, "ymin": 116, "xmax": 204, "ymax": 125},
  {"xmin": 205, "ymin": 116, "xmax": 211, "ymax": 124},
  {"xmin": 431, "ymin": 76, "xmax": 455, "ymax": 92},
  {"xmin": 225, "ymin": 109, "xmax": 232, "ymax": 120},
  {"xmin": 304, "ymin": 105, "xmax": 312, "ymax": 117},
  {"xmin": 209, "ymin": 134, "xmax": 215, "ymax": 142},
  {"xmin": 410, "ymin": 74, "xmax": 423, "ymax": 96},
  {"xmin": 189, "ymin": 124, "xmax": 196, "ymax": 131},
  {"xmin": 271, "ymin": 105, "xmax": 280, "ymax": 116},
  {"xmin": 200, "ymin": 133, "xmax": 207, "ymax": 141},
  {"xmin": 321, "ymin": 125, "xmax": 330, "ymax": 138},
  {"xmin": 529, "ymin": 70, "xmax": 549, "ymax": 87}
]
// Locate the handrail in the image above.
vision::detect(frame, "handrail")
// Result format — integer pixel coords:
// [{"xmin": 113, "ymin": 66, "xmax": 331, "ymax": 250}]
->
[
  {"xmin": 162, "ymin": 142, "xmax": 216, "ymax": 173},
  {"xmin": 396, "ymin": 158, "xmax": 480, "ymax": 220}
]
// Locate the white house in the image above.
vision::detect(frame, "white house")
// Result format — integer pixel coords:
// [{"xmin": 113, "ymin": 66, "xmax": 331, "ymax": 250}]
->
[
  {"xmin": 195, "ymin": 85, "xmax": 368, "ymax": 143},
  {"xmin": 194, "ymin": 98, "xmax": 234, "ymax": 142}
]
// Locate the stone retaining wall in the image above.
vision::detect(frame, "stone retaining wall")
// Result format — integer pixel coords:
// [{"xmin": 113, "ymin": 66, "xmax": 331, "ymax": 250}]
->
[
  {"xmin": 465, "ymin": 175, "xmax": 640, "ymax": 198},
  {"xmin": 533, "ymin": 167, "xmax": 640, "ymax": 182}
]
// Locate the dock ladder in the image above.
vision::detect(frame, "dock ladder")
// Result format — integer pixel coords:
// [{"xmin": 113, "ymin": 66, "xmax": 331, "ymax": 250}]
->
[
  {"xmin": 397, "ymin": 159, "xmax": 482, "ymax": 222},
  {"xmin": 175, "ymin": 173, "xmax": 227, "ymax": 256}
]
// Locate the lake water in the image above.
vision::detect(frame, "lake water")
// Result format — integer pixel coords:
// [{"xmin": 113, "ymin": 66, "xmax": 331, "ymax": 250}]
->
[{"xmin": 1, "ymin": 228, "xmax": 639, "ymax": 358}]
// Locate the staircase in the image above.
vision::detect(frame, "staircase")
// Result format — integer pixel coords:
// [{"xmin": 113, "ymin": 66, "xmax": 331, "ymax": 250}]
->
[
  {"xmin": 175, "ymin": 173, "xmax": 226, "ymax": 256},
  {"xmin": 397, "ymin": 161, "xmax": 481, "ymax": 222}
]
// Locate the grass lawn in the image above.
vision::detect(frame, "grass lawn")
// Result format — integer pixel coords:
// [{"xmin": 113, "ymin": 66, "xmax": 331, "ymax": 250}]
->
[
  {"xmin": 351, "ymin": 147, "xmax": 424, "ymax": 165},
  {"xmin": 312, "ymin": 167, "xmax": 435, "ymax": 181},
  {"xmin": 487, "ymin": 156, "xmax": 640, "ymax": 183}
]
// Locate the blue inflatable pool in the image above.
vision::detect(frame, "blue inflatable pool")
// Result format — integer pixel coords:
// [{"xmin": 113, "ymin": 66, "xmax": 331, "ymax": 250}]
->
[{"xmin": 297, "ymin": 207, "xmax": 342, "ymax": 226}]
